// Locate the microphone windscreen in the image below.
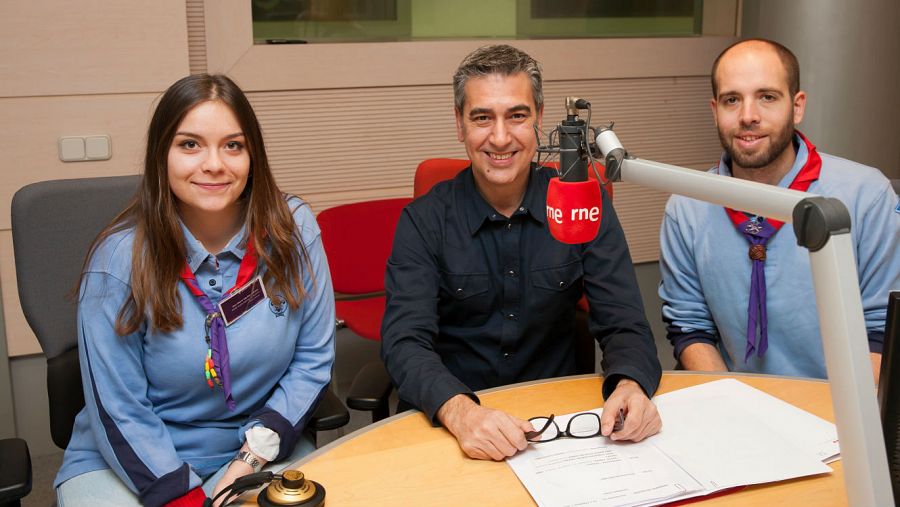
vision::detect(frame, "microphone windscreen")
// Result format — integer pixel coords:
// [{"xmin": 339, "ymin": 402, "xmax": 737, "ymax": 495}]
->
[{"xmin": 546, "ymin": 178, "xmax": 602, "ymax": 244}]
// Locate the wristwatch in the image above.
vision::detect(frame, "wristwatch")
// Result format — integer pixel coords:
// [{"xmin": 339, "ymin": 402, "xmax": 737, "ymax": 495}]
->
[{"xmin": 233, "ymin": 450, "xmax": 263, "ymax": 473}]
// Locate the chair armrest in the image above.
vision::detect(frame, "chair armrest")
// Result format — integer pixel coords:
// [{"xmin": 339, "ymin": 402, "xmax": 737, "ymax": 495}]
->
[
  {"xmin": 307, "ymin": 387, "xmax": 350, "ymax": 432},
  {"xmin": 0, "ymin": 438, "xmax": 31, "ymax": 503},
  {"xmin": 346, "ymin": 361, "xmax": 393, "ymax": 411}
]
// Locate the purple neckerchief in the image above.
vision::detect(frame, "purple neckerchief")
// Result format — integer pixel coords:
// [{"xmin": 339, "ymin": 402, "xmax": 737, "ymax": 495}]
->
[
  {"xmin": 723, "ymin": 133, "xmax": 822, "ymax": 362},
  {"xmin": 180, "ymin": 236, "xmax": 258, "ymax": 411},
  {"xmin": 739, "ymin": 217, "xmax": 777, "ymax": 361},
  {"xmin": 182, "ymin": 276, "xmax": 235, "ymax": 411}
]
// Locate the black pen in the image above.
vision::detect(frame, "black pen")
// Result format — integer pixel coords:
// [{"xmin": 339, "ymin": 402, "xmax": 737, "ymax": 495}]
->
[{"xmin": 612, "ymin": 408, "xmax": 626, "ymax": 433}]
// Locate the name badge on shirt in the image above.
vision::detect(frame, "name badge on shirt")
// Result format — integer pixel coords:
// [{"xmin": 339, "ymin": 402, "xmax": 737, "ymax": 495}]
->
[{"xmin": 218, "ymin": 276, "xmax": 268, "ymax": 326}]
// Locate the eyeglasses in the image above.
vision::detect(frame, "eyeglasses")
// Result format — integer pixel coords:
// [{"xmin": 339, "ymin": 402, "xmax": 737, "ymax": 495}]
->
[{"xmin": 525, "ymin": 413, "xmax": 602, "ymax": 443}]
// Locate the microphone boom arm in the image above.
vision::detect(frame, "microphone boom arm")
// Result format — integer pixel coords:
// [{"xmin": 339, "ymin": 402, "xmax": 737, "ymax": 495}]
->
[{"xmin": 596, "ymin": 127, "xmax": 893, "ymax": 506}]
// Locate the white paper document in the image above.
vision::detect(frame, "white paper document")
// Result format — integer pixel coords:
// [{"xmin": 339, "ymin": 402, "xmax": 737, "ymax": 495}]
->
[
  {"xmin": 510, "ymin": 410, "xmax": 704, "ymax": 507},
  {"xmin": 653, "ymin": 378, "xmax": 840, "ymax": 464},
  {"xmin": 507, "ymin": 379, "xmax": 837, "ymax": 507}
]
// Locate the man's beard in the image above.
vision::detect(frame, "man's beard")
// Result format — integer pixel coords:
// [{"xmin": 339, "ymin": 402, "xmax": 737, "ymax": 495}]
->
[{"xmin": 719, "ymin": 125, "xmax": 794, "ymax": 170}]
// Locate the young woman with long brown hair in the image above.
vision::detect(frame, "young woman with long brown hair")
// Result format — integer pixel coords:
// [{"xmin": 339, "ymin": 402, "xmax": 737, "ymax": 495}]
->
[{"xmin": 54, "ymin": 74, "xmax": 335, "ymax": 506}]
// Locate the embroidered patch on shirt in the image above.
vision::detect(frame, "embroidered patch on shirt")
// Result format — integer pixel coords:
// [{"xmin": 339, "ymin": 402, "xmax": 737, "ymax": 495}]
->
[
  {"xmin": 269, "ymin": 294, "xmax": 287, "ymax": 317},
  {"xmin": 895, "ymin": 199, "xmax": 900, "ymax": 214}
]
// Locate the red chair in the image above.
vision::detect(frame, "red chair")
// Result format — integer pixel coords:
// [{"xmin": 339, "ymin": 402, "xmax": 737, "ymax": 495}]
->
[
  {"xmin": 317, "ymin": 198, "xmax": 411, "ymax": 339},
  {"xmin": 414, "ymin": 158, "xmax": 610, "ymax": 374},
  {"xmin": 413, "ymin": 158, "xmax": 471, "ymax": 198},
  {"xmin": 317, "ymin": 198, "xmax": 411, "ymax": 421}
]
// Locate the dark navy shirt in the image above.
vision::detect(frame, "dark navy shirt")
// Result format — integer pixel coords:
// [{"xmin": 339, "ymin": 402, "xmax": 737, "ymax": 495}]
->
[{"xmin": 381, "ymin": 165, "xmax": 661, "ymax": 422}]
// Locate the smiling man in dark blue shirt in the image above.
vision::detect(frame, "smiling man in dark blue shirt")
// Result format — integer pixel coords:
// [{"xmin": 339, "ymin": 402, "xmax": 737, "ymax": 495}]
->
[{"xmin": 381, "ymin": 44, "xmax": 662, "ymax": 461}]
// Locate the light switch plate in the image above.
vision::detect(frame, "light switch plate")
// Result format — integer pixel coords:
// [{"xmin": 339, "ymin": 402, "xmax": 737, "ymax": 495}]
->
[
  {"xmin": 85, "ymin": 135, "xmax": 111, "ymax": 160},
  {"xmin": 59, "ymin": 137, "xmax": 86, "ymax": 162}
]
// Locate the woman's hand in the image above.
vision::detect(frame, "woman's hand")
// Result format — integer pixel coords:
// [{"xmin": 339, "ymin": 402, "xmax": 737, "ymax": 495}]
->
[{"xmin": 210, "ymin": 447, "xmax": 267, "ymax": 506}]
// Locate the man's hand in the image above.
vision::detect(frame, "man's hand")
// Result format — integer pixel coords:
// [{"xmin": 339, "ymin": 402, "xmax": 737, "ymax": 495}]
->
[
  {"xmin": 600, "ymin": 378, "xmax": 661, "ymax": 442},
  {"xmin": 437, "ymin": 394, "xmax": 534, "ymax": 461}
]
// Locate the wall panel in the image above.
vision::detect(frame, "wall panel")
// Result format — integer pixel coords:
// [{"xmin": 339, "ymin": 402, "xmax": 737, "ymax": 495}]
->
[
  {"xmin": 742, "ymin": 0, "xmax": 900, "ymax": 178},
  {"xmin": 0, "ymin": 94, "xmax": 159, "ymax": 229},
  {"xmin": 187, "ymin": 0, "xmax": 209, "ymax": 75},
  {"xmin": 0, "ymin": 0, "xmax": 189, "ymax": 97}
]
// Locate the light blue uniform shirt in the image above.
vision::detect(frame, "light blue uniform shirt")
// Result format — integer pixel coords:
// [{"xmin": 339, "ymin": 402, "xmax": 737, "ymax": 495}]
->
[
  {"xmin": 659, "ymin": 137, "xmax": 900, "ymax": 377},
  {"xmin": 55, "ymin": 197, "xmax": 335, "ymax": 505}
]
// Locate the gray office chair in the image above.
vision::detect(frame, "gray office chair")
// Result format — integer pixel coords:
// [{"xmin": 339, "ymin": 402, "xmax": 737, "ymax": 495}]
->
[
  {"xmin": 7, "ymin": 176, "xmax": 348, "ymax": 502},
  {"xmin": 0, "ymin": 439, "xmax": 30, "ymax": 506}
]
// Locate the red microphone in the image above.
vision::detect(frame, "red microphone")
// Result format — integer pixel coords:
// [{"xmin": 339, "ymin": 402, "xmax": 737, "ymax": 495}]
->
[
  {"xmin": 543, "ymin": 96, "xmax": 603, "ymax": 244},
  {"xmin": 545, "ymin": 177, "xmax": 602, "ymax": 244}
]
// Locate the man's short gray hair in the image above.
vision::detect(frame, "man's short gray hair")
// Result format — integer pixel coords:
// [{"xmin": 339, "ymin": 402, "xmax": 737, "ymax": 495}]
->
[{"xmin": 452, "ymin": 44, "xmax": 543, "ymax": 113}]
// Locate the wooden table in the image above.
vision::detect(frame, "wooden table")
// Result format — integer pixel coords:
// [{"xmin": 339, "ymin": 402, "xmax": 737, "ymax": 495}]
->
[{"xmin": 244, "ymin": 372, "xmax": 846, "ymax": 506}]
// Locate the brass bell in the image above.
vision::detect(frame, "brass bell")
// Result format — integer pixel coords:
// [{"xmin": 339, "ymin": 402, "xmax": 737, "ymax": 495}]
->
[{"xmin": 256, "ymin": 469, "xmax": 326, "ymax": 507}]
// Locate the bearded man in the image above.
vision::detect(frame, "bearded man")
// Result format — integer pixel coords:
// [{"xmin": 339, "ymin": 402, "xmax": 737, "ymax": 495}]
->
[{"xmin": 658, "ymin": 38, "xmax": 900, "ymax": 380}]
